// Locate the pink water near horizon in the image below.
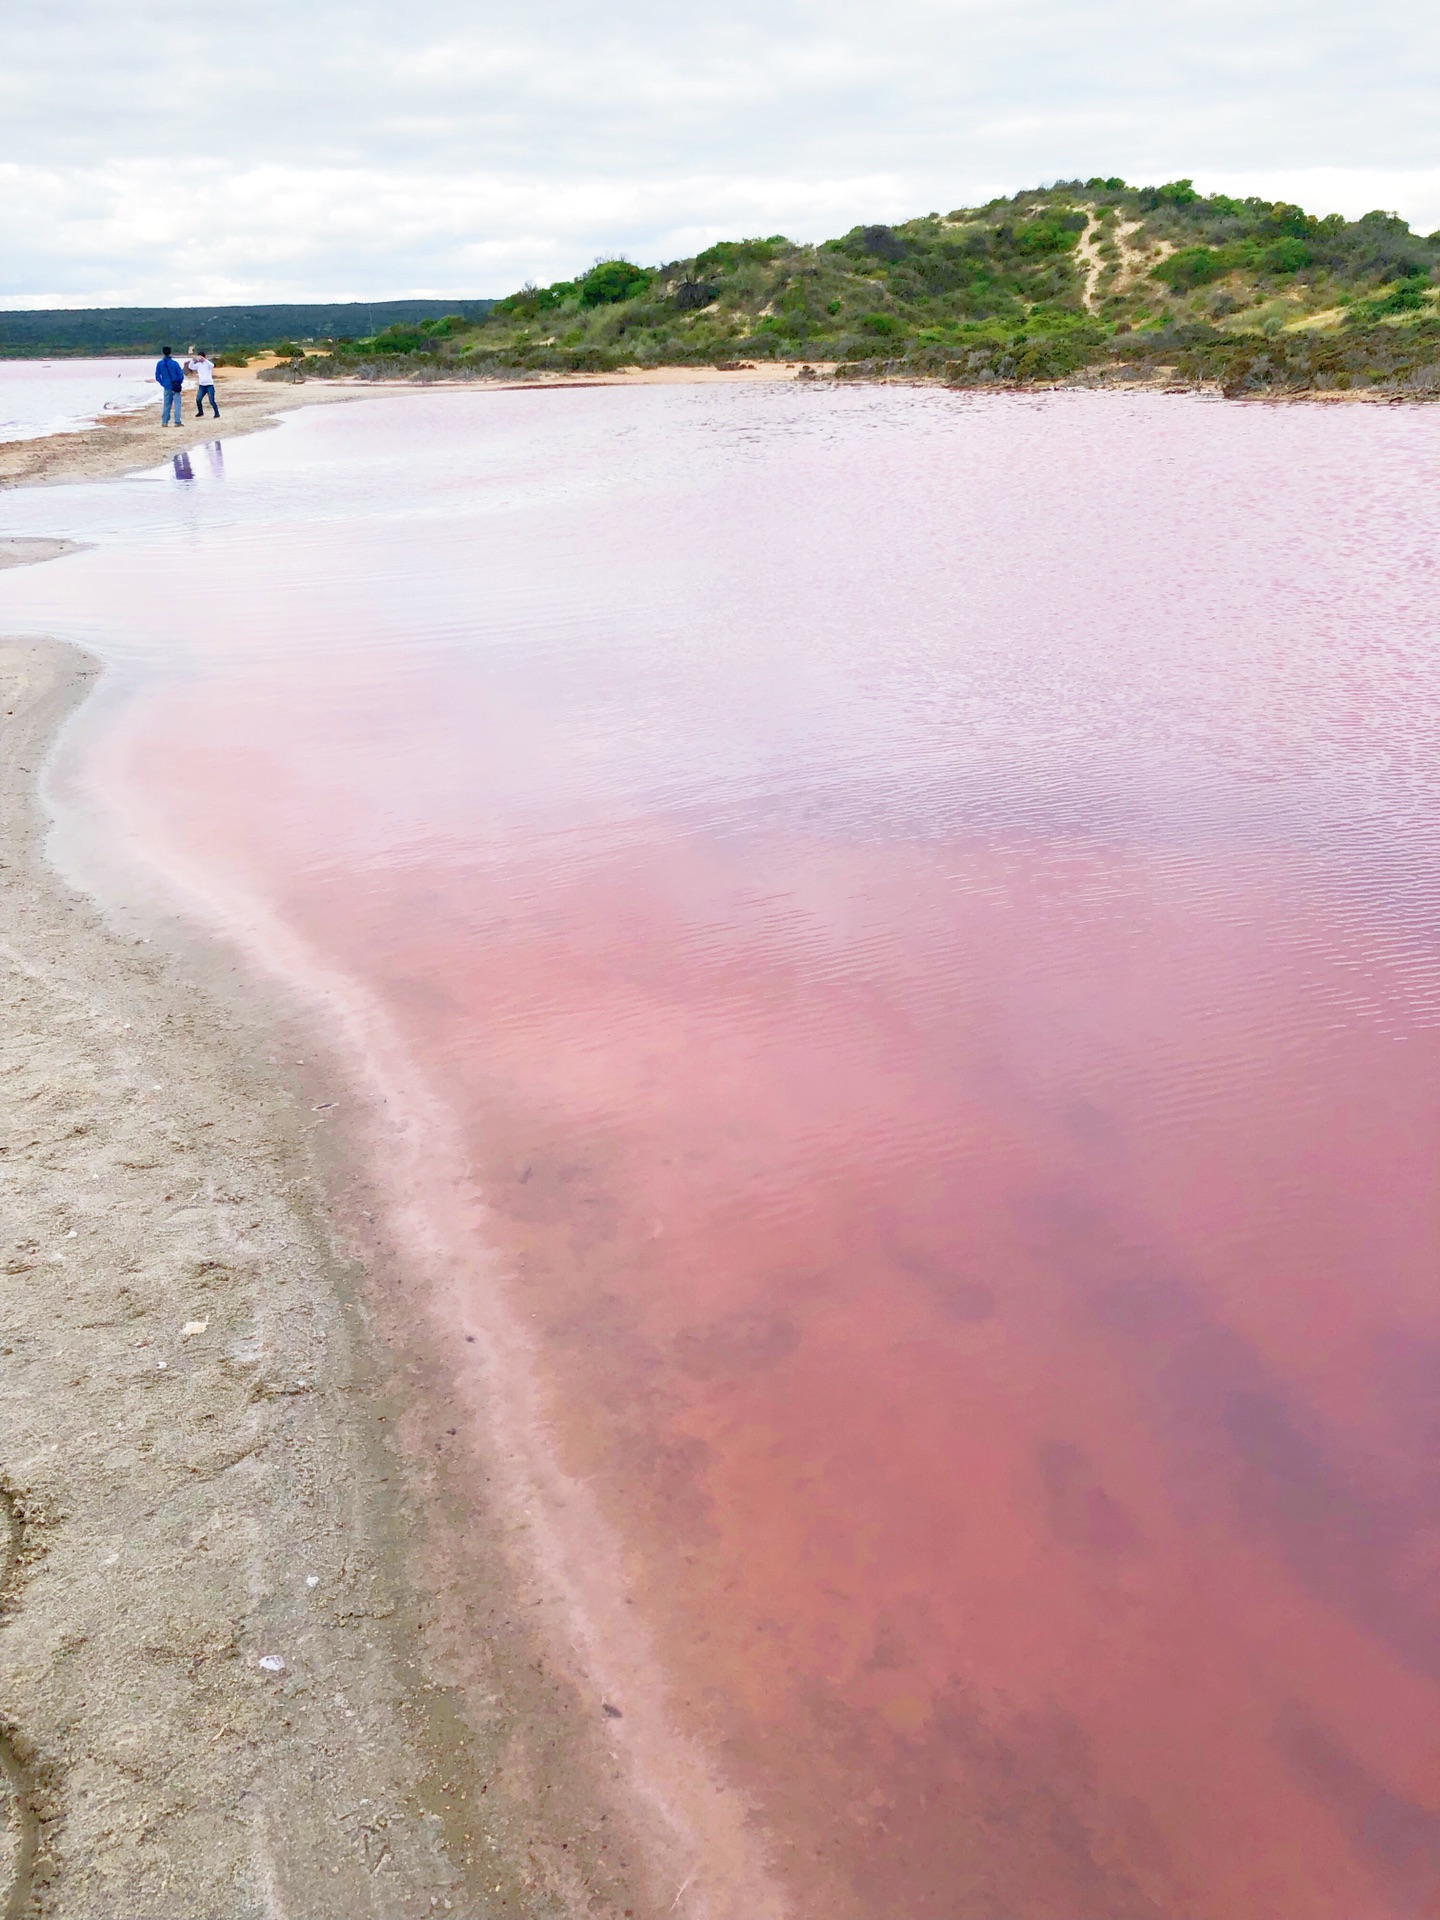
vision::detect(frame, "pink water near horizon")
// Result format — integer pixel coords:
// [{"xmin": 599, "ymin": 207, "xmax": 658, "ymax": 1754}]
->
[{"xmin": 8, "ymin": 383, "xmax": 1440, "ymax": 1916}]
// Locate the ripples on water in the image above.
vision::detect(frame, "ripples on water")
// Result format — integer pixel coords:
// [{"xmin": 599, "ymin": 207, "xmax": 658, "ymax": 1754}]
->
[{"xmin": 6, "ymin": 383, "xmax": 1440, "ymax": 1916}]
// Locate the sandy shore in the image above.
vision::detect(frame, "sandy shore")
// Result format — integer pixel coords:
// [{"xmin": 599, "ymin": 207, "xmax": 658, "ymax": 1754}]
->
[
  {"xmin": 2, "ymin": 629, "xmax": 464, "ymax": 1917},
  {"xmin": 0, "ymin": 609, "xmax": 653, "ymax": 1907},
  {"xmin": 0, "ymin": 368, "xmax": 362, "ymax": 491},
  {"xmin": 0, "ymin": 360, "xmax": 827, "ymax": 495}
]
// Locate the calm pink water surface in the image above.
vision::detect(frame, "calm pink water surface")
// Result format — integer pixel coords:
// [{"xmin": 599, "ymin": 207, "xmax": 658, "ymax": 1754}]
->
[{"xmin": 8, "ymin": 384, "xmax": 1440, "ymax": 1917}]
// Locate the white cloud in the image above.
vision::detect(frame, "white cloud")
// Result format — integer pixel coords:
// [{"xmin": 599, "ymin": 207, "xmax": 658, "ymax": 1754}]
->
[{"xmin": 1, "ymin": 0, "xmax": 1436, "ymax": 303}]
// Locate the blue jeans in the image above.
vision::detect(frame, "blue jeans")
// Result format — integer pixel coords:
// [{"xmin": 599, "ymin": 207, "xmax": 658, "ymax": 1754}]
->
[
  {"xmin": 161, "ymin": 385, "xmax": 183, "ymax": 425},
  {"xmin": 196, "ymin": 383, "xmax": 218, "ymax": 418}
]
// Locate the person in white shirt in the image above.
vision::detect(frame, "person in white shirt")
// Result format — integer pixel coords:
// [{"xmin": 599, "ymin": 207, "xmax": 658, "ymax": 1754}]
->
[{"xmin": 187, "ymin": 347, "xmax": 219, "ymax": 420}]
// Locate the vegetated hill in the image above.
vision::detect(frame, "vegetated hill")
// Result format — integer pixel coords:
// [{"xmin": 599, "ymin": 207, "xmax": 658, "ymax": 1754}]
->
[
  {"xmin": 291, "ymin": 179, "xmax": 1440, "ymax": 397},
  {"xmin": 0, "ymin": 299, "xmax": 494, "ymax": 358}
]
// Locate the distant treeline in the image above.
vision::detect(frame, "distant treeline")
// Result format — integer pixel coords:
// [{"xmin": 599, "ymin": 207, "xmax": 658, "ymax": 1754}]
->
[{"xmin": 0, "ymin": 300, "xmax": 495, "ymax": 358}]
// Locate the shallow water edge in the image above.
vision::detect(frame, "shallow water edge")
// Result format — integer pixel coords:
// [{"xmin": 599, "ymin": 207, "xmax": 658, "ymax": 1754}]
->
[{"xmin": 2, "ymin": 629, "xmax": 671, "ymax": 1920}]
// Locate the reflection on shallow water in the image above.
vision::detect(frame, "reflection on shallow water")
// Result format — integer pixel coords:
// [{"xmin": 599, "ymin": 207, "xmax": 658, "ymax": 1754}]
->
[
  {"xmin": 6, "ymin": 384, "xmax": 1440, "ymax": 1916},
  {"xmin": 169, "ymin": 442, "xmax": 222, "ymax": 486}
]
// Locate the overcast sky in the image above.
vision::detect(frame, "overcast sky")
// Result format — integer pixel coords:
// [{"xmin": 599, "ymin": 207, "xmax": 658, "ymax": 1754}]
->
[{"xmin": 3, "ymin": 0, "xmax": 1437, "ymax": 306}]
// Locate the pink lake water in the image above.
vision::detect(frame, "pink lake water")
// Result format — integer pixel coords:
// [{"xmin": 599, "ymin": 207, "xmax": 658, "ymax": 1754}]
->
[
  {"xmin": 6, "ymin": 384, "xmax": 1440, "ymax": 1917},
  {"xmin": 0, "ymin": 357, "xmax": 156, "ymax": 442}
]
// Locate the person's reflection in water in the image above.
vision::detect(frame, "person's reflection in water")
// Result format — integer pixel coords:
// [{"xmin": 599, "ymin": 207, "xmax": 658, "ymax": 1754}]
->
[
  {"xmin": 205, "ymin": 441, "xmax": 225, "ymax": 479},
  {"xmin": 172, "ymin": 450, "xmax": 195, "ymax": 482}
]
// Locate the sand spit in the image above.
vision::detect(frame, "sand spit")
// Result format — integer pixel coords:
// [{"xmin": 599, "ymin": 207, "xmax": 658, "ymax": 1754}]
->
[
  {"xmin": 0, "ymin": 621, "xmax": 656, "ymax": 1917},
  {"xmin": 0, "ymin": 369, "xmax": 359, "ymax": 491},
  {"xmin": 0, "ymin": 543, "xmax": 87, "ymax": 573}
]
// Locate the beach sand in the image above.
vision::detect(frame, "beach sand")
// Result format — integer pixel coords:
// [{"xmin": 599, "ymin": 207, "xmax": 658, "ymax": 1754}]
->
[
  {"xmin": 0, "ymin": 367, "xmax": 352, "ymax": 491},
  {"xmin": 0, "ymin": 567, "xmax": 656, "ymax": 1903}
]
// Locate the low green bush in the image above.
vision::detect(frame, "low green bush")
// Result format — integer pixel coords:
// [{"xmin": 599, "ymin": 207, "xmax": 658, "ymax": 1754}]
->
[
  {"xmin": 367, "ymin": 325, "xmax": 427, "ymax": 353},
  {"xmin": 1154, "ymin": 246, "xmax": 1231, "ymax": 290},
  {"xmin": 1351, "ymin": 280, "xmax": 1432, "ymax": 320},
  {"xmin": 1262, "ymin": 238, "xmax": 1313, "ymax": 273},
  {"xmin": 1015, "ymin": 213, "xmax": 1084, "ymax": 255},
  {"xmin": 579, "ymin": 260, "xmax": 651, "ymax": 307}
]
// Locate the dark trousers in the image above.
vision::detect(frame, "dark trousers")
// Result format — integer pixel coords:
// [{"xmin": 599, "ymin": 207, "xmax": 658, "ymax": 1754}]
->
[{"xmin": 195, "ymin": 384, "xmax": 219, "ymax": 418}]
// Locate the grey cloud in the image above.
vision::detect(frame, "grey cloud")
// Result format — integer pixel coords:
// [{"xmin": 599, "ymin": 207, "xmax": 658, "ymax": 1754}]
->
[{"xmin": 2, "ymin": 0, "xmax": 1437, "ymax": 302}]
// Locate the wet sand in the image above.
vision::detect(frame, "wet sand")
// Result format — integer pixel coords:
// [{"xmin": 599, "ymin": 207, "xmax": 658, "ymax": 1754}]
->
[
  {"xmin": 0, "ymin": 614, "xmax": 660, "ymax": 1916},
  {"xmin": 0, "ymin": 368, "xmax": 353, "ymax": 491},
  {"xmin": 2, "ymin": 625, "xmax": 459, "ymax": 1917}
]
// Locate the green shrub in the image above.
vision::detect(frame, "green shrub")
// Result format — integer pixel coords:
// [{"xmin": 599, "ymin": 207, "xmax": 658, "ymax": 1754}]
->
[
  {"xmin": 1154, "ymin": 246, "xmax": 1230, "ymax": 290},
  {"xmin": 495, "ymin": 285, "xmax": 567, "ymax": 319},
  {"xmin": 1352, "ymin": 280, "xmax": 1432, "ymax": 319},
  {"xmin": 1015, "ymin": 215, "xmax": 1082, "ymax": 255},
  {"xmin": 693, "ymin": 237, "xmax": 788, "ymax": 276},
  {"xmin": 578, "ymin": 259, "xmax": 650, "ymax": 307},
  {"xmin": 368, "ymin": 325, "xmax": 427, "ymax": 353},
  {"xmin": 1263, "ymin": 237, "xmax": 1313, "ymax": 273}
]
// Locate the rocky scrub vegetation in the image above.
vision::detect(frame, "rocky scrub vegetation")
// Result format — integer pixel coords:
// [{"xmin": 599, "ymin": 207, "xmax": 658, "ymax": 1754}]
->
[{"xmin": 276, "ymin": 179, "xmax": 1440, "ymax": 397}]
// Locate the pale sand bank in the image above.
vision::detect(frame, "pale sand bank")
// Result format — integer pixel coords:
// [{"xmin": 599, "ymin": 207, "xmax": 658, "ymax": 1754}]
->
[
  {"xmin": 0, "ymin": 615, "xmax": 655, "ymax": 1915},
  {"xmin": 0, "ymin": 540, "xmax": 86, "ymax": 571}
]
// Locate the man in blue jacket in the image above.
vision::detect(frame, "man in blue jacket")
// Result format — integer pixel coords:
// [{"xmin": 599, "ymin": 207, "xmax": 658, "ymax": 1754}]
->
[{"xmin": 155, "ymin": 346, "xmax": 185, "ymax": 426}]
